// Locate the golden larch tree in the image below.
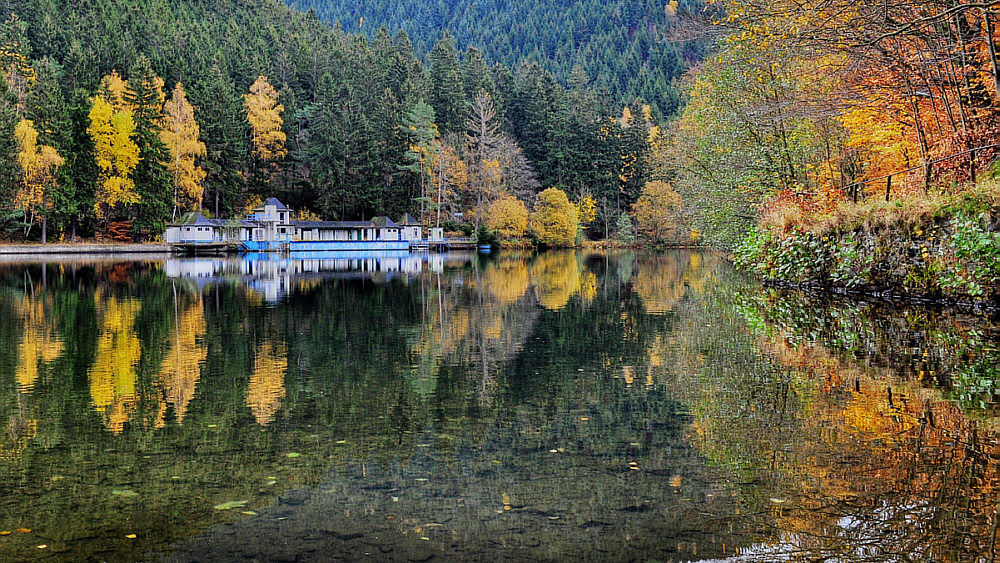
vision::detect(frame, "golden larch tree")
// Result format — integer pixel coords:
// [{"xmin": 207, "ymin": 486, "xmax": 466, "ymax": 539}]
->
[
  {"xmin": 245, "ymin": 75, "xmax": 286, "ymax": 163},
  {"xmin": 160, "ymin": 82, "xmax": 207, "ymax": 215},
  {"xmin": 88, "ymin": 95, "xmax": 141, "ymax": 220},
  {"xmin": 99, "ymin": 69, "xmax": 132, "ymax": 112}
]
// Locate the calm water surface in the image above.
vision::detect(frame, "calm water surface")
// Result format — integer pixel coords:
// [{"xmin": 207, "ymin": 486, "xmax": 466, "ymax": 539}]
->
[{"xmin": 0, "ymin": 250, "xmax": 997, "ymax": 562}]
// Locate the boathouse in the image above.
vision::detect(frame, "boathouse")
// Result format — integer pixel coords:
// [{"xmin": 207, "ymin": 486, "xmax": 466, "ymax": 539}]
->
[{"xmin": 166, "ymin": 198, "xmax": 420, "ymax": 252}]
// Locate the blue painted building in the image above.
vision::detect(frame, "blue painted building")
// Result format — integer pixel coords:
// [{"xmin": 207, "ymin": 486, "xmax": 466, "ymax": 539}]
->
[{"xmin": 166, "ymin": 198, "xmax": 420, "ymax": 252}]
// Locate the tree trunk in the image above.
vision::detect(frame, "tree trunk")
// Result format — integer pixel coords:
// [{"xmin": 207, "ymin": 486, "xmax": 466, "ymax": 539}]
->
[
  {"xmin": 984, "ymin": 8, "xmax": 1000, "ymax": 104},
  {"xmin": 41, "ymin": 191, "xmax": 47, "ymax": 244}
]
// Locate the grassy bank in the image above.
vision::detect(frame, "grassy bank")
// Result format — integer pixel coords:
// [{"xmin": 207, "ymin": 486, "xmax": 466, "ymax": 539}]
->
[{"xmin": 732, "ymin": 180, "xmax": 1000, "ymax": 301}]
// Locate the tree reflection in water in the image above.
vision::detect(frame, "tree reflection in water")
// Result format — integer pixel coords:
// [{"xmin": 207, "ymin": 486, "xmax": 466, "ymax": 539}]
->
[{"xmin": 0, "ymin": 252, "xmax": 995, "ymax": 562}]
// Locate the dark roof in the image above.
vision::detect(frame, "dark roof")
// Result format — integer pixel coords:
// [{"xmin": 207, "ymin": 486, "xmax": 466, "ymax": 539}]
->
[
  {"xmin": 371, "ymin": 216, "xmax": 399, "ymax": 228},
  {"xmin": 399, "ymin": 213, "xmax": 421, "ymax": 225},
  {"xmin": 263, "ymin": 197, "xmax": 287, "ymax": 210},
  {"xmin": 172, "ymin": 212, "xmax": 221, "ymax": 227},
  {"xmin": 292, "ymin": 220, "xmax": 374, "ymax": 229}
]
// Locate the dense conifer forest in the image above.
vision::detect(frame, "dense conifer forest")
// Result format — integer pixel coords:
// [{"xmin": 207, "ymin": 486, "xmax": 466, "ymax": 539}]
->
[
  {"xmin": 286, "ymin": 0, "xmax": 708, "ymax": 118},
  {"xmin": 0, "ymin": 0, "xmax": 689, "ymax": 244}
]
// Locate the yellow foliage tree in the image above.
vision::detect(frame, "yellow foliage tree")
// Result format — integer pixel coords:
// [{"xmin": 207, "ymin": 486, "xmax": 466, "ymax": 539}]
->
[
  {"xmin": 247, "ymin": 341, "xmax": 287, "ymax": 426},
  {"xmin": 88, "ymin": 95, "xmax": 140, "ymax": 220},
  {"xmin": 14, "ymin": 297, "xmax": 63, "ymax": 393},
  {"xmin": 529, "ymin": 252, "xmax": 582, "ymax": 310},
  {"xmin": 99, "ymin": 69, "xmax": 131, "ymax": 111},
  {"xmin": 157, "ymin": 299, "xmax": 207, "ymax": 425},
  {"xmin": 160, "ymin": 82, "xmax": 207, "ymax": 215},
  {"xmin": 89, "ymin": 294, "xmax": 142, "ymax": 434},
  {"xmin": 576, "ymin": 194, "xmax": 597, "ymax": 225},
  {"xmin": 528, "ymin": 187, "xmax": 578, "ymax": 247},
  {"xmin": 633, "ymin": 180, "xmax": 683, "ymax": 243},
  {"xmin": 14, "ymin": 119, "xmax": 64, "ymax": 238},
  {"xmin": 486, "ymin": 194, "xmax": 528, "ymax": 239},
  {"xmin": 245, "ymin": 75, "xmax": 286, "ymax": 163},
  {"xmin": 427, "ymin": 140, "xmax": 468, "ymax": 224}
]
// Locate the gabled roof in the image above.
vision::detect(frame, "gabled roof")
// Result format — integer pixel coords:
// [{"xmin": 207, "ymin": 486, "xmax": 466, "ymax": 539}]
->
[
  {"xmin": 371, "ymin": 216, "xmax": 399, "ymax": 228},
  {"xmin": 263, "ymin": 197, "xmax": 287, "ymax": 210},
  {"xmin": 399, "ymin": 213, "xmax": 421, "ymax": 226},
  {"xmin": 172, "ymin": 212, "xmax": 221, "ymax": 227}
]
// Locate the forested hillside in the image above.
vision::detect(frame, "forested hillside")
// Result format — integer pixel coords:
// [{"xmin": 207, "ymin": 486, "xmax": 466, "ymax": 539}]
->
[
  {"xmin": 286, "ymin": 0, "xmax": 707, "ymax": 117},
  {"xmin": 0, "ymin": 0, "xmax": 672, "ymax": 243}
]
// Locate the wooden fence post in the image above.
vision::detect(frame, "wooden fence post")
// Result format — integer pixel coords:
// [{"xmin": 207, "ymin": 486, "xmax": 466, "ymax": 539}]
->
[{"xmin": 885, "ymin": 175, "xmax": 892, "ymax": 202}]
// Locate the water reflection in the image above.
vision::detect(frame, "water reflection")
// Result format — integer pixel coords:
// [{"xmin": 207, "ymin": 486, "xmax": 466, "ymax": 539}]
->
[
  {"xmin": 0, "ymin": 251, "xmax": 995, "ymax": 562},
  {"xmin": 165, "ymin": 252, "xmax": 455, "ymax": 303}
]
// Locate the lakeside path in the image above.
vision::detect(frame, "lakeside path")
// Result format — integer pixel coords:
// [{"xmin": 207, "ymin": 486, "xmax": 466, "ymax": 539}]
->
[{"xmin": 0, "ymin": 243, "xmax": 169, "ymax": 256}]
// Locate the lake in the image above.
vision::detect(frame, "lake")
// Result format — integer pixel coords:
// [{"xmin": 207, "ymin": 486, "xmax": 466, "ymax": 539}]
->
[{"xmin": 0, "ymin": 250, "xmax": 997, "ymax": 562}]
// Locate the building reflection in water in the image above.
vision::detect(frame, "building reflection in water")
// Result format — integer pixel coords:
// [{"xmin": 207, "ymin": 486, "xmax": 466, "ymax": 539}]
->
[{"xmin": 164, "ymin": 251, "xmax": 451, "ymax": 303}]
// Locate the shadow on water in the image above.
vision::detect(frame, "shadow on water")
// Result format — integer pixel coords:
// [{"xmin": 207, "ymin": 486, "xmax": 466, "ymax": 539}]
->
[{"xmin": 0, "ymin": 251, "xmax": 996, "ymax": 561}]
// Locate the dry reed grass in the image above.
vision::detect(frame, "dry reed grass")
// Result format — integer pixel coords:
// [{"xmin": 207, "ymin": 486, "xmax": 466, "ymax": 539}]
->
[{"xmin": 759, "ymin": 179, "xmax": 1000, "ymax": 236}]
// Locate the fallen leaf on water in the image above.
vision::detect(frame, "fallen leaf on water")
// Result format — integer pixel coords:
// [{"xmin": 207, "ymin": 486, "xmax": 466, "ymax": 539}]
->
[
  {"xmin": 336, "ymin": 440, "xmax": 347, "ymax": 445},
  {"xmin": 241, "ymin": 511, "xmax": 258, "ymax": 516},
  {"xmin": 265, "ymin": 480, "xmax": 277, "ymax": 486},
  {"xmin": 770, "ymin": 498, "xmax": 786, "ymax": 504},
  {"xmin": 420, "ymin": 537, "xmax": 430, "ymax": 541},
  {"xmin": 414, "ymin": 478, "xmax": 428, "ymax": 482},
  {"xmin": 16, "ymin": 528, "xmax": 31, "ymax": 534},
  {"xmin": 125, "ymin": 534, "xmax": 137, "ymax": 539},
  {"xmin": 285, "ymin": 452, "xmax": 300, "ymax": 458},
  {"xmin": 549, "ymin": 449, "xmax": 558, "ymax": 453},
  {"xmin": 214, "ymin": 500, "xmax": 249, "ymax": 511},
  {"xmin": 111, "ymin": 489, "xmax": 139, "ymax": 498},
  {"xmin": 580, "ymin": 417, "xmax": 589, "ymax": 421},
  {"xmin": 501, "ymin": 492, "xmax": 511, "ymax": 511},
  {"xmin": 669, "ymin": 475, "xmax": 682, "ymax": 488},
  {"xmin": 37, "ymin": 545, "xmax": 47, "ymax": 549},
  {"xmin": 0, "ymin": 531, "xmax": 11, "ymax": 536}
]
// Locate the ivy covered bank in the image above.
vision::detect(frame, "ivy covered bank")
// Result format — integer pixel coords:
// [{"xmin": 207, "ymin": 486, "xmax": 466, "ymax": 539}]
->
[{"xmin": 732, "ymin": 180, "xmax": 1000, "ymax": 305}]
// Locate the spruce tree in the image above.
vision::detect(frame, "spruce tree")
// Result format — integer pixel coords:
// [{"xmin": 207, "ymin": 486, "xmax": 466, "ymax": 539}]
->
[
  {"xmin": 26, "ymin": 58, "xmax": 75, "ymax": 238},
  {"xmin": 126, "ymin": 55, "xmax": 172, "ymax": 240},
  {"xmin": 192, "ymin": 63, "xmax": 248, "ymax": 217},
  {"xmin": 428, "ymin": 32, "xmax": 466, "ymax": 134}
]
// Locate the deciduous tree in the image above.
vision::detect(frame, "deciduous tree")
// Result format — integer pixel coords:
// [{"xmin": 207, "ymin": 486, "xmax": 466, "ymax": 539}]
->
[
  {"xmin": 633, "ymin": 180, "xmax": 682, "ymax": 243},
  {"xmin": 15, "ymin": 119, "xmax": 64, "ymax": 241},
  {"xmin": 88, "ymin": 95, "xmax": 139, "ymax": 223},
  {"xmin": 487, "ymin": 194, "xmax": 528, "ymax": 239},
  {"xmin": 161, "ymin": 82, "xmax": 207, "ymax": 216},
  {"xmin": 245, "ymin": 75, "xmax": 287, "ymax": 163},
  {"xmin": 529, "ymin": 187, "xmax": 578, "ymax": 247}
]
